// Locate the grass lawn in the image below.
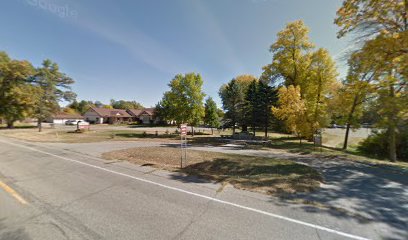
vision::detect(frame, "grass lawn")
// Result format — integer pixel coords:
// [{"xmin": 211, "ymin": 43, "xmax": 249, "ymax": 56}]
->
[
  {"xmin": 102, "ymin": 146, "xmax": 323, "ymax": 195},
  {"xmin": 256, "ymin": 137, "xmax": 408, "ymax": 171},
  {"xmin": 2, "ymin": 126, "xmax": 406, "ymax": 171},
  {"xmin": 0, "ymin": 123, "xmax": 37, "ymax": 129},
  {"xmin": 0, "ymin": 128, "xmax": 180, "ymax": 143}
]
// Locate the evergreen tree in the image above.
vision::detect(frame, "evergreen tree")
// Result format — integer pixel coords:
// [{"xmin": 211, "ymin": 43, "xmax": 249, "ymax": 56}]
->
[
  {"xmin": 257, "ymin": 81, "xmax": 278, "ymax": 138},
  {"xmin": 33, "ymin": 59, "xmax": 76, "ymax": 132},
  {"xmin": 244, "ymin": 80, "xmax": 260, "ymax": 136}
]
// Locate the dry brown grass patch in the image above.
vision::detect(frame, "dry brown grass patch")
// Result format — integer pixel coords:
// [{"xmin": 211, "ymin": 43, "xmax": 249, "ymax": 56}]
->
[{"xmin": 102, "ymin": 146, "xmax": 323, "ymax": 195}]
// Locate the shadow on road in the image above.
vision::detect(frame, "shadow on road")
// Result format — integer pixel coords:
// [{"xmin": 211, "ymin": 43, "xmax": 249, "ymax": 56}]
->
[
  {"xmin": 279, "ymin": 159, "xmax": 408, "ymax": 240},
  {"xmin": 0, "ymin": 218, "xmax": 32, "ymax": 240}
]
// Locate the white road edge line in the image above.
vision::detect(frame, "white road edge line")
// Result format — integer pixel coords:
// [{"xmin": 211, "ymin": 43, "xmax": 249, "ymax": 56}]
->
[{"xmin": 1, "ymin": 139, "xmax": 371, "ymax": 240}]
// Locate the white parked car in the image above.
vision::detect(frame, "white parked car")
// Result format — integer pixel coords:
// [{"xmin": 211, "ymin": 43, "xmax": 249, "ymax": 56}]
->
[{"xmin": 65, "ymin": 120, "xmax": 79, "ymax": 125}]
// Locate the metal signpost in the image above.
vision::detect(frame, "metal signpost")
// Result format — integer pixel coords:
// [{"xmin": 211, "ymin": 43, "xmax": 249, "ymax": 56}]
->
[
  {"xmin": 313, "ymin": 132, "xmax": 323, "ymax": 152},
  {"xmin": 180, "ymin": 124, "xmax": 188, "ymax": 168}
]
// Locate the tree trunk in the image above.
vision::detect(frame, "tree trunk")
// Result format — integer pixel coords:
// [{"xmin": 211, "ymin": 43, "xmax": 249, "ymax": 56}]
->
[
  {"xmin": 343, "ymin": 123, "xmax": 351, "ymax": 150},
  {"xmin": 38, "ymin": 119, "xmax": 42, "ymax": 132},
  {"xmin": 232, "ymin": 124, "xmax": 236, "ymax": 135},
  {"xmin": 264, "ymin": 106, "xmax": 269, "ymax": 139},
  {"xmin": 264, "ymin": 126, "xmax": 268, "ymax": 139},
  {"xmin": 343, "ymin": 94, "xmax": 359, "ymax": 150},
  {"xmin": 191, "ymin": 126, "xmax": 194, "ymax": 137},
  {"xmin": 6, "ymin": 120, "xmax": 15, "ymax": 129},
  {"xmin": 253, "ymin": 126, "xmax": 256, "ymax": 138},
  {"xmin": 312, "ymin": 73, "xmax": 323, "ymax": 136},
  {"xmin": 388, "ymin": 82, "xmax": 397, "ymax": 162},
  {"xmin": 211, "ymin": 127, "xmax": 214, "ymax": 135},
  {"xmin": 242, "ymin": 125, "xmax": 248, "ymax": 132},
  {"xmin": 388, "ymin": 125, "xmax": 397, "ymax": 162}
]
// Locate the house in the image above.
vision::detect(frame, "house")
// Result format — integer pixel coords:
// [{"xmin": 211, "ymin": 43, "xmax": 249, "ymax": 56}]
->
[
  {"xmin": 83, "ymin": 107, "xmax": 132, "ymax": 124},
  {"xmin": 46, "ymin": 113, "xmax": 84, "ymax": 124},
  {"xmin": 127, "ymin": 108, "xmax": 158, "ymax": 124}
]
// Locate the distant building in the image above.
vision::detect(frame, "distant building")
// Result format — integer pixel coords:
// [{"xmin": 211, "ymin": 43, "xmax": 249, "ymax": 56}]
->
[
  {"xmin": 127, "ymin": 108, "xmax": 158, "ymax": 124},
  {"xmin": 46, "ymin": 113, "xmax": 84, "ymax": 124},
  {"xmin": 83, "ymin": 107, "xmax": 132, "ymax": 124}
]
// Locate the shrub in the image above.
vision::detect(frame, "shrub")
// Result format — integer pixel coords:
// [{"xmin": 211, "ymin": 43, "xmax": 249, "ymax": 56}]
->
[{"xmin": 358, "ymin": 125, "xmax": 408, "ymax": 161}]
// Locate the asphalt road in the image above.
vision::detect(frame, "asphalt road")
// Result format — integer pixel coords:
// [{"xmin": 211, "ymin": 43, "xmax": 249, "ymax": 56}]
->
[{"xmin": 0, "ymin": 136, "xmax": 406, "ymax": 240}]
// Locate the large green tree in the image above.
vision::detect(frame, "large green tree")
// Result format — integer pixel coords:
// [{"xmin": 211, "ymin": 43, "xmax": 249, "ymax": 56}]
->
[
  {"xmin": 110, "ymin": 99, "xmax": 144, "ymax": 110},
  {"xmin": 204, "ymin": 97, "xmax": 220, "ymax": 134},
  {"xmin": 243, "ymin": 80, "xmax": 260, "ymax": 136},
  {"xmin": 67, "ymin": 100, "xmax": 96, "ymax": 115},
  {"xmin": 0, "ymin": 52, "xmax": 37, "ymax": 128},
  {"xmin": 219, "ymin": 75, "xmax": 258, "ymax": 133},
  {"xmin": 33, "ymin": 59, "xmax": 76, "ymax": 132},
  {"xmin": 257, "ymin": 81, "xmax": 278, "ymax": 138},
  {"xmin": 158, "ymin": 73, "xmax": 205, "ymax": 135}
]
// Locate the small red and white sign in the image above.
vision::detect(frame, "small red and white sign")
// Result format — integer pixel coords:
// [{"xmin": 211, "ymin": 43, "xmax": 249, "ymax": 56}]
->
[{"xmin": 180, "ymin": 124, "xmax": 187, "ymax": 136}]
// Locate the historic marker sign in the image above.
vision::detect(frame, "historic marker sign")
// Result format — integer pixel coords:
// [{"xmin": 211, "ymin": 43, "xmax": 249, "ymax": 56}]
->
[
  {"xmin": 180, "ymin": 124, "xmax": 188, "ymax": 168},
  {"xmin": 180, "ymin": 124, "xmax": 187, "ymax": 136}
]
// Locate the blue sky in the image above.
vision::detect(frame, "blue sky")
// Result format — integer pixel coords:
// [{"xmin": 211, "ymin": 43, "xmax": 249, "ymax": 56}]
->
[{"xmin": 1, "ymin": 0, "xmax": 350, "ymax": 107}]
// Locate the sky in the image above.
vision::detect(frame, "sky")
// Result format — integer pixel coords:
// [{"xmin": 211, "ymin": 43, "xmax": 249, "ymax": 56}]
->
[{"xmin": 1, "ymin": 0, "xmax": 351, "ymax": 107}]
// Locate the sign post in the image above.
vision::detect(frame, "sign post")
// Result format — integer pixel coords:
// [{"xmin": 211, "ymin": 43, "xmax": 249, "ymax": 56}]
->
[
  {"xmin": 313, "ymin": 132, "xmax": 322, "ymax": 152},
  {"xmin": 180, "ymin": 124, "xmax": 188, "ymax": 168}
]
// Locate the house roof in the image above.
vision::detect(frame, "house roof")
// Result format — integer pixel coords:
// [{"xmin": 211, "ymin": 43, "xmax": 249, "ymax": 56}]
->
[
  {"xmin": 53, "ymin": 113, "xmax": 84, "ymax": 119},
  {"xmin": 89, "ymin": 107, "xmax": 132, "ymax": 118},
  {"xmin": 126, "ymin": 109, "xmax": 143, "ymax": 117},
  {"xmin": 141, "ymin": 108, "xmax": 155, "ymax": 116},
  {"xmin": 127, "ymin": 108, "xmax": 155, "ymax": 117}
]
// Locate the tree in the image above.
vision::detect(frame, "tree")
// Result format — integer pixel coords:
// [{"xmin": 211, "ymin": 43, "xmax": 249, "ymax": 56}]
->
[
  {"xmin": 305, "ymin": 48, "xmax": 338, "ymax": 136},
  {"xmin": 335, "ymin": 0, "xmax": 408, "ymax": 39},
  {"xmin": 262, "ymin": 21, "xmax": 339, "ymax": 139},
  {"xmin": 261, "ymin": 20, "xmax": 314, "ymax": 90},
  {"xmin": 204, "ymin": 97, "xmax": 220, "ymax": 134},
  {"xmin": 0, "ymin": 52, "xmax": 37, "ymax": 128},
  {"xmin": 272, "ymin": 86, "xmax": 307, "ymax": 144},
  {"xmin": 335, "ymin": 0, "xmax": 408, "ymax": 161},
  {"xmin": 257, "ymin": 81, "xmax": 278, "ymax": 138},
  {"xmin": 67, "ymin": 100, "xmax": 95, "ymax": 115},
  {"xmin": 330, "ymin": 51, "xmax": 376, "ymax": 150},
  {"xmin": 244, "ymin": 80, "xmax": 260, "ymax": 136},
  {"xmin": 219, "ymin": 80, "xmax": 243, "ymax": 134},
  {"xmin": 63, "ymin": 107, "xmax": 80, "ymax": 115},
  {"xmin": 219, "ymin": 75, "xmax": 258, "ymax": 133},
  {"xmin": 216, "ymin": 108, "xmax": 225, "ymax": 119},
  {"xmin": 94, "ymin": 101, "xmax": 104, "ymax": 108},
  {"xmin": 158, "ymin": 73, "xmax": 205, "ymax": 135},
  {"xmin": 32, "ymin": 59, "xmax": 76, "ymax": 132},
  {"xmin": 110, "ymin": 99, "xmax": 144, "ymax": 110},
  {"xmin": 154, "ymin": 98, "xmax": 173, "ymax": 125}
]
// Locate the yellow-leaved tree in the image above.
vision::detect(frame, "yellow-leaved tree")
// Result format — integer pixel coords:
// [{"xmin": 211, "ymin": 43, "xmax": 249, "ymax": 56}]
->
[
  {"xmin": 272, "ymin": 85, "xmax": 308, "ymax": 144},
  {"xmin": 262, "ymin": 20, "xmax": 338, "ymax": 139},
  {"xmin": 329, "ymin": 51, "xmax": 376, "ymax": 150},
  {"xmin": 335, "ymin": 0, "xmax": 408, "ymax": 161}
]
